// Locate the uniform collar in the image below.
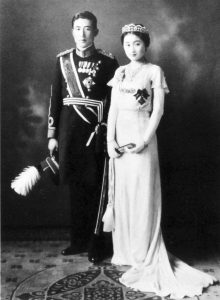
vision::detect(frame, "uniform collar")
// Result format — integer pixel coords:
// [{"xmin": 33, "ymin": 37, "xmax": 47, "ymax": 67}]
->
[{"xmin": 76, "ymin": 44, "xmax": 96, "ymax": 58}]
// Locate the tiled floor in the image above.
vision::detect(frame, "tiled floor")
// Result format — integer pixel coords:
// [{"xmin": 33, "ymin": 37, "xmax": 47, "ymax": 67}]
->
[{"xmin": 1, "ymin": 240, "xmax": 220, "ymax": 300}]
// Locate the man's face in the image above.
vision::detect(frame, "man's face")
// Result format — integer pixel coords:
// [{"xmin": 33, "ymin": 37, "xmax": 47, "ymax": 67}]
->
[{"xmin": 72, "ymin": 18, "xmax": 97, "ymax": 50}]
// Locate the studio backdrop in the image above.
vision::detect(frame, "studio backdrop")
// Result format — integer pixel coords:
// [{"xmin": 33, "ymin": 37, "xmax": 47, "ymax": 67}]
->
[{"xmin": 2, "ymin": 0, "xmax": 220, "ymax": 241}]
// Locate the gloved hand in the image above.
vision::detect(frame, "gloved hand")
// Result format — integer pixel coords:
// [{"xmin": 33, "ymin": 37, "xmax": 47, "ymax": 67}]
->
[{"xmin": 48, "ymin": 138, "xmax": 58, "ymax": 157}]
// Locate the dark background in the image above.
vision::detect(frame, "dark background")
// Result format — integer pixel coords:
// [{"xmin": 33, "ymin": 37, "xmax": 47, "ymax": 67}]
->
[{"xmin": 1, "ymin": 0, "xmax": 220, "ymax": 245}]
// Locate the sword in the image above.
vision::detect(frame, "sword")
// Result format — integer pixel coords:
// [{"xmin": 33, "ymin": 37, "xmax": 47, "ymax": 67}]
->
[{"xmin": 94, "ymin": 156, "xmax": 108, "ymax": 235}]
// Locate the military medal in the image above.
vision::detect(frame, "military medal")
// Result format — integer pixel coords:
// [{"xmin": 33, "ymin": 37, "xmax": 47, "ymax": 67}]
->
[
  {"xmin": 78, "ymin": 60, "xmax": 102, "ymax": 91},
  {"xmin": 83, "ymin": 76, "xmax": 95, "ymax": 92},
  {"xmin": 78, "ymin": 61, "xmax": 83, "ymax": 72}
]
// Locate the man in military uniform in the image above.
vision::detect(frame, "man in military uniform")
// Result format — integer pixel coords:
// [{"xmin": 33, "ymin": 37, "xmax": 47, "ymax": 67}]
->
[{"xmin": 48, "ymin": 11, "xmax": 118, "ymax": 263}]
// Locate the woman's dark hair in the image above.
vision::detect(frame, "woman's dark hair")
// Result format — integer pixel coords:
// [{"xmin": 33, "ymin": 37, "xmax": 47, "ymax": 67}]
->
[
  {"xmin": 121, "ymin": 24, "xmax": 150, "ymax": 48},
  {"xmin": 72, "ymin": 11, "xmax": 97, "ymax": 29}
]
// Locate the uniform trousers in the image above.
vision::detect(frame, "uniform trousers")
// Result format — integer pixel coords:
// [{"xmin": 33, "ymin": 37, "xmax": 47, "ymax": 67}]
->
[
  {"xmin": 68, "ymin": 151, "xmax": 104, "ymax": 249},
  {"xmin": 58, "ymin": 106, "xmax": 111, "ymax": 254}
]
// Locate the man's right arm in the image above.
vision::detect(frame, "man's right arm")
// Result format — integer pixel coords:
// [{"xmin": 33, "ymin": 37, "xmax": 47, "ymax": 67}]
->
[
  {"xmin": 48, "ymin": 58, "xmax": 63, "ymax": 139},
  {"xmin": 48, "ymin": 58, "xmax": 63, "ymax": 155}
]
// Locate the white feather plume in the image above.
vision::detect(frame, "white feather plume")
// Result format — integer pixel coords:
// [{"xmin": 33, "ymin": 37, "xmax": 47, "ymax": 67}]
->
[{"xmin": 11, "ymin": 166, "xmax": 41, "ymax": 196}]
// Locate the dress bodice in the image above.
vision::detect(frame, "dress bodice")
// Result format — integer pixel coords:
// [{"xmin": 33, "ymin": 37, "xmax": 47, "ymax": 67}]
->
[{"xmin": 109, "ymin": 63, "xmax": 169, "ymax": 113}]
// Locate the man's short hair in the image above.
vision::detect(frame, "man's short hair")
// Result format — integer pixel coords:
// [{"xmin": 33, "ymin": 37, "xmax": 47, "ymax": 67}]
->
[{"xmin": 72, "ymin": 11, "xmax": 98, "ymax": 29}]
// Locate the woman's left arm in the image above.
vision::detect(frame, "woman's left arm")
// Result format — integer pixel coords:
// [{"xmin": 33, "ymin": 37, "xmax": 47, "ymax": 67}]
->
[
  {"xmin": 143, "ymin": 87, "xmax": 165, "ymax": 144},
  {"xmin": 130, "ymin": 87, "xmax": 164, "ymax": 153}
]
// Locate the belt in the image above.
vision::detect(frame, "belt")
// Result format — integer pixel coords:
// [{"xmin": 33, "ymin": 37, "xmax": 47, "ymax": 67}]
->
[{"xmin": 63, "ymin": 97, "xmax": 106, "ymax": 146}]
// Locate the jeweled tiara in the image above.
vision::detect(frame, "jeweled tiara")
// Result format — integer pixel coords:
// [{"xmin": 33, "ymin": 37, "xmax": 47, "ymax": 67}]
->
[{"xmin": 122, "ymin": 23, "xmax": 148, "ymax": 34}]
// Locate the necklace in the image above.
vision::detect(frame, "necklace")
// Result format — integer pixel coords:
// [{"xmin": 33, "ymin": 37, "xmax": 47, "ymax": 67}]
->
[{"xmin": 126, "ymin": 63, "xmax": 144, "ymax": 81}]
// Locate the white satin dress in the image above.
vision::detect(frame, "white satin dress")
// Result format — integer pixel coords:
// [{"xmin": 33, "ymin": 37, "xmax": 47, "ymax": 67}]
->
[{"xmin": 107, "ymin": 63, "xmax": 217, "ymax": 298}]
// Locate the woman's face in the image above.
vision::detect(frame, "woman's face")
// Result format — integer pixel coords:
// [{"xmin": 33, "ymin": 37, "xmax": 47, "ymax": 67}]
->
[{"xmin": 123, "ymin": 33, "xmax": 146, "ymax": 62}]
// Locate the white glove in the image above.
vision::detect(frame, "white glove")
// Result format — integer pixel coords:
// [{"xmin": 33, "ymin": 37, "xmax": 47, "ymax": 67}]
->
[{"xmin": 48, "ymin": 138, "xmax": 58, "ymax": 157}]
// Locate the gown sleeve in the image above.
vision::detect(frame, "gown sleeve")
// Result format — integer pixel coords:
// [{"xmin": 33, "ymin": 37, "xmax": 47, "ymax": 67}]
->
[
  {"xmin": 107, "ymin": 66, "xmax": 125, "ymax": 88},
  {"xmin": 151, "ymin": 65, "xmax": 169, "ymax": 94}
]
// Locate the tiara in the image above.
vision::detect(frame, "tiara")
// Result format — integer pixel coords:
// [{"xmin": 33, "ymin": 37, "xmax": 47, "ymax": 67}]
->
[{"xmin": 122, "ymin": 23, "xmax": 148, "ymax": 34}]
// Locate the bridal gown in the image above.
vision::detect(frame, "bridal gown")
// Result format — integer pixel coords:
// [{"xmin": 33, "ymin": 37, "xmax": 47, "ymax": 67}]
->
[{"xmin": 107, "ymin": 63, "xmax": 217, "ymax": 298}]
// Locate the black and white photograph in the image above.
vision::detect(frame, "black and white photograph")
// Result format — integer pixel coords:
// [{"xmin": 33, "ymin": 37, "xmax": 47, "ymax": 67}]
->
[{"xmin": 1, "ymin": 0, "xmax": 220, "ymax": 299}]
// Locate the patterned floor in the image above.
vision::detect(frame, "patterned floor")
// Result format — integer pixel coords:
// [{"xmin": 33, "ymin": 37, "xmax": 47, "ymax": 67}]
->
[{"xmin": 1, "ymin": 241, "xmax": 220, "ymax": 300}]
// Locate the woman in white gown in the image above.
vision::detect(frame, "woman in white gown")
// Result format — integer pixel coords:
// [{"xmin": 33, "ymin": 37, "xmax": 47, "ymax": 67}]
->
[{"xmin": 103, "ymin": 23, "xmax": 217, "ymax": 298}]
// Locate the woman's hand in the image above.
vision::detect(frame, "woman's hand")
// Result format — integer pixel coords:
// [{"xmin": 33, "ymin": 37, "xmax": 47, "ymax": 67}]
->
[
  {"xmin": 107, "ymin": 140, "xmax": 121, "ymax": 158},
  {"xmin": 48, "ymin": 138, "xmax": 58, "ymax": 157},
  {"xmin": 128, "ymin": 140, "xmax": 146, "ymax": 154}
]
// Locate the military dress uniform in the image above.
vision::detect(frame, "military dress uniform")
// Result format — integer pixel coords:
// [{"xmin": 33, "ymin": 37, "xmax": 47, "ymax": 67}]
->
[{"xmin": 48, "ymin": 45, "xmax": 118, "ymax": 259}]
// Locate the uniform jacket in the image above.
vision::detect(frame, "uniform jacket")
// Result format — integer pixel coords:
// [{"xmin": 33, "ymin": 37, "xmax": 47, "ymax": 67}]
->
[
  {"xmin": 48, "ymin": 46, "xmax": 118, "ymax": 139},
  {"xmin": 47, "ymin": 45, "xmax": 118, "ymax": 182}
]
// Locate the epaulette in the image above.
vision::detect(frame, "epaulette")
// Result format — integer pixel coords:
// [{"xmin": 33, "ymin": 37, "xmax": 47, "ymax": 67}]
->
[
  {"xmin": 97, "ymin": 49, "xmax": 115, "ymax": 59},
  {"xmin": 57, "ymin": 48, "xmax": 74, "ymax": 58}
]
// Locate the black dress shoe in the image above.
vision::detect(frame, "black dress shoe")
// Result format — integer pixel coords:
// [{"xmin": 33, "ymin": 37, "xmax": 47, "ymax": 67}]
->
[
  {"xmin": 88, "ymin": 252, "xmax": 101, "ymax": 264},
  {"xmin": 87, "ymin": 233, "xmax": 113, "ymax": 263},
  {"xmin": 61, "ymin": 246, "xmax": 85, "ymax": 256},
  {"xmin": 88, "ymin": 249, "xmax": 112, "ymax": 264}
]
